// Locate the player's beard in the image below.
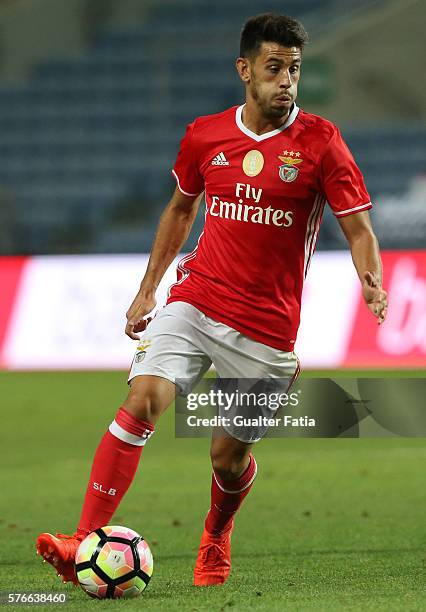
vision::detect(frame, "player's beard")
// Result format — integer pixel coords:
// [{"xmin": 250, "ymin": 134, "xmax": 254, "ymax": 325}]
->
[{"xmin": 250, "ymin": 74, "xmax": 292, "ymax": 121}]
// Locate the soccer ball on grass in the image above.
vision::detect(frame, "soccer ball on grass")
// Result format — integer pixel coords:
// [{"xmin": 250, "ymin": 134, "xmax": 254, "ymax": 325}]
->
[{"xmin": 75, "ymin": 525, "xmax": 153, "ymax": 599}]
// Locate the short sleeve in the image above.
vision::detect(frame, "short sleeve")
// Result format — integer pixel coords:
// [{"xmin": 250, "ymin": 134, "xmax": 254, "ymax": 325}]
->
[
  {"xmin": 320, "ymin": 128, "xmax": 372, "ymax": 217},
  {"xmin": 172, "ymin": 121, "xmax": 204, "ymax": 196}
]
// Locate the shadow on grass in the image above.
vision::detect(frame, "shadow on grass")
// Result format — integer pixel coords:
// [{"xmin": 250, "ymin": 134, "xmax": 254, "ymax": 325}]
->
[{"xmin": 156, "ymin": 546, "xmax": 421, "ymax": 561}]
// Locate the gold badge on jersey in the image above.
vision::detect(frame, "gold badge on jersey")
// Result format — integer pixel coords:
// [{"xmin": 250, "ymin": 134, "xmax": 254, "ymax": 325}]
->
[
  {"xmin": 242, "ymin": 150, "xmax": 264, "ymax": 177},
  {"xmin": 278, "ymin": 150, "xmax": 303, "ymax": 182}
]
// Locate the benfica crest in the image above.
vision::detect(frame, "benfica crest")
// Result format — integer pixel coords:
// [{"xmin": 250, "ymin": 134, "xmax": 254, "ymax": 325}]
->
[
  {"xmin": 278, "ymin": 150, "xmax": 303, "ymax": 182},
  {"xmin": 135, "ymin": 338, "xmax": 152, "ymax": 362}
]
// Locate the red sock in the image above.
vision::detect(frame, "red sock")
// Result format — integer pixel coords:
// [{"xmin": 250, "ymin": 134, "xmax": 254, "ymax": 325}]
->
[
  {"xmin": 205, "ymin": 454, "xmax": 257, "ymax": 536},
  {"xmin": 76, "ymin": 407, "xmax": 154, "ymax": 536}
]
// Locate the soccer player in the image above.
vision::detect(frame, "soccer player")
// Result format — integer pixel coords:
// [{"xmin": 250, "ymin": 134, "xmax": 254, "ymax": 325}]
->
[{"xmin": 36, "ymin": 14, "xmax": 387, "ymax": 586}]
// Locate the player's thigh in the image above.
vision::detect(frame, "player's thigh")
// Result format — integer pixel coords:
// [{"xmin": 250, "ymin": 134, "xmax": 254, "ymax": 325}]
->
[
  {"xmin": 212, "ymin": 331, "xmax": 300, "ymax": 381},
  {"xmin": 126, "ymin": 303, "xmax": 212, "ymax": 420},
  {"xmin": 211, "ymin": 331, "xmax": 300, "ymax": 442}
]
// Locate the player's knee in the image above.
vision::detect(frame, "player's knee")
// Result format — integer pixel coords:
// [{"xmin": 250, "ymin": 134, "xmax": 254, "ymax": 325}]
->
[
  {"xmin": 210, "ymin": 451, "xmax": 247, "ymax": 481},
  {"xmin": 123, "ymin": 383, "xmax": 166, "ymax": 425}
]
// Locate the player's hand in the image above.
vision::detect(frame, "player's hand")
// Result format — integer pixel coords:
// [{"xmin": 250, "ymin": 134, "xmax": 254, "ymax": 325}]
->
[
  {"xmin": 362, "ymin": 271, "xmax": 388, "ymax": 325},
  {"xmin": 125, "ymin": 290, "xmax": 157, "ymax": 340}
]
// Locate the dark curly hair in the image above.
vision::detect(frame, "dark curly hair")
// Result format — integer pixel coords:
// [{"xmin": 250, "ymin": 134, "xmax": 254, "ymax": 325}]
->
[{"xmin": 240, "ymin": 13, "xmax": 309, "ymax": 58}]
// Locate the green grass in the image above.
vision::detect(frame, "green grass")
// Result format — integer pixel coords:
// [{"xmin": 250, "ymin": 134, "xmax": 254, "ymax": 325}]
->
[{"xmin": 0, "ymin": 371, "xmax": 425, "ymax": 611}]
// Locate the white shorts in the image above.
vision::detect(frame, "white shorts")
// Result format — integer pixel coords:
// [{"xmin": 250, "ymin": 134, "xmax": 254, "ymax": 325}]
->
[{"xmin": 128, "ymin": 301, "xmax": 300, "ymax": 442}]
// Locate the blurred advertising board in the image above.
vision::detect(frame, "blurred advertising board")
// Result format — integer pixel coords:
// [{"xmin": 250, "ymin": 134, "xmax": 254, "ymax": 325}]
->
[{"xmin": 0, "ymin": 251, "xmax": 425, "ymax": 370}]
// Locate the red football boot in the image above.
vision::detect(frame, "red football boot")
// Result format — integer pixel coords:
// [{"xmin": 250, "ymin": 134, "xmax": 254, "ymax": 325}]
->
[
  {"xmin": 36, "ymin": 532, "xmax": 85, "ymax": 585},
  {"xmin": 193, "ymin": 526, "xmax": 232, "ymax": 586}
]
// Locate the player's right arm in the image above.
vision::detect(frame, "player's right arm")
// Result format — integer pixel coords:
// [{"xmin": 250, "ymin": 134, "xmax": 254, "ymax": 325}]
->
[{"xmin": 125, "ymin": 187, "xmax": 202, "ymax": 339}]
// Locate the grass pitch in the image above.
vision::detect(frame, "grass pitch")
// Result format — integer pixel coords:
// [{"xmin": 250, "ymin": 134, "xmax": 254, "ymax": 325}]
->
[{"xmin": 0, "ymin": 371, "xmax": 425, "ymax": 611}]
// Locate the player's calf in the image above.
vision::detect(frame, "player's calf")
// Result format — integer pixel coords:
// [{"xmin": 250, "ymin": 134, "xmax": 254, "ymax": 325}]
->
[
  {"xmin": 36, "ymin": 376, "xmax": 175, "ymax": 585},
  {"xmin": 194, "ymin": 443, "xmax": 257, "ymax": 586}
]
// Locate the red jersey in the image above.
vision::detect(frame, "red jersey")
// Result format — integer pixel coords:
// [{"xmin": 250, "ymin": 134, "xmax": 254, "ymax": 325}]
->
[{"xmin": 167, "ymin": 104, "xmax": 372, "ymax": 351}]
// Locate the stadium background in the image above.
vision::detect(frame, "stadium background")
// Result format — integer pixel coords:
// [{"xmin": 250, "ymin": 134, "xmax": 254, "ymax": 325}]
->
[
  {"xmin": 0, "ymin": 1, "xmax": 425, "ymax": 610},
  {"xmin": 0, "ymin": 0, "xmax": 424, "ymax": 370}
]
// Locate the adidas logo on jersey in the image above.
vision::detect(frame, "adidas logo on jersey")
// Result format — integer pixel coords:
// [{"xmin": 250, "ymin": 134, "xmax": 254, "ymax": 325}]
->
[{"xmin": 211, "ymin": 152, "xmax": 229, "ymax": 166}]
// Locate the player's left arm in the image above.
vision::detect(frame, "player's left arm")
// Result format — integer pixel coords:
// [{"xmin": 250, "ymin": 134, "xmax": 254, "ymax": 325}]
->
[{"xmin": 338, "ymin": 211, "xmax": 388, "ymax": 324}]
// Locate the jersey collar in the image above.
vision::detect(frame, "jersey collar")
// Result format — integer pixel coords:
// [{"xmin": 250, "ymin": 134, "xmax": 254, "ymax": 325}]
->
[{"xmin": 235, "ymin": 103, "xmax": 299, "ymax": 142}]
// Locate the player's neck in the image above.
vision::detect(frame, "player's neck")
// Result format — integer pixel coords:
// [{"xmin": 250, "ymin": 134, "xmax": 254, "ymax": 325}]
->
[{"xmin": 242, "ymin": 100, "xmax": 291, "ymax": 136}]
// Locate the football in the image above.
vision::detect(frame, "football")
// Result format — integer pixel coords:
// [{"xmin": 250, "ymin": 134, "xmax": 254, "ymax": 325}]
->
[{"xmin": 75, "ymin": 525, "xmax": 153, "ymax": 599}]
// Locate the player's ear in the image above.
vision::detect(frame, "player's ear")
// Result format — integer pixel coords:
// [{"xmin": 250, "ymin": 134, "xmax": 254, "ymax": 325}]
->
[{"xmin": 236, "ymin": 57, "xmax": 251, "ymax": 84}]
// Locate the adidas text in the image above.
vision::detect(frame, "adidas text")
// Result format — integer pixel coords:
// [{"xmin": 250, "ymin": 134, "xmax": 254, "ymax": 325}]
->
[{"xmin": 211, "ymin": 152, "xmax": 229, "ymax": 166}]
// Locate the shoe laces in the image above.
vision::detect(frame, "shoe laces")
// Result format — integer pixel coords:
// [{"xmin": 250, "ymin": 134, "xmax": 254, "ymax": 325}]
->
[
  {"xmin": 53, "ymin": 533, "xmax": 83, "ymax": 560},
  {"xmin": 55, "ymin": 532, "xmax": 84, "ymax": 540},
  {"xmin": 200, "ymin": 541, "xmax": 229, "ymax": 568}
]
